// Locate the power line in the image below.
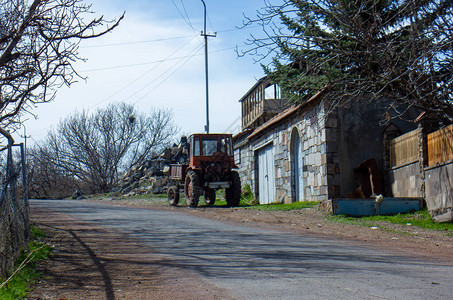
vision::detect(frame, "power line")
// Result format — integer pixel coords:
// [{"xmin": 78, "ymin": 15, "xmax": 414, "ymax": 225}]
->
[
  {"xmin": 171, "ymin": 0, "xmax": 198, "ymax": 36},
  {"xmin": 92, "ymin": 37, "xmax": 199, "ymax": 108},
  {"xmin": 132, "ymin": 44, "xmax": 205, "ymax": 105},
  {"xmin": 81, "ymin": 52, "xmax": 199, "ymax": 72},
  {"xmin": 134, "ymin": 51, "xmax": 202, "ymax": 105},
  {"xmin": 179, "ymin": 0, "xmax": 197, "ymax": 32},
  {"xmin": 223, "ymin": 116, "xmax": 241, "ymax": 133},
  {"xmin": 81, "ymin": 45, "xmax": 238, "ymax": 73},
  {"xmin": 206, "ymin": 10, "xmax": 215, "ymax": 33},
  {"xmin": 80, "ymin": 35, "xmax": 196, "ymax": 48},
  {"xmin": 127, "ymin": 43, "xmax": 203, "ymax": 103},
  {"xmin": 80, "ymin": 26, "xmax": 260, "ymax": 50}
]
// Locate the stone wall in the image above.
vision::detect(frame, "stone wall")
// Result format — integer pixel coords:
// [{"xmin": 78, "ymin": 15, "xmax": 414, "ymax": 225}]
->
[
  {"xmin": 234, "ymin": 97, "xmax": 418, "ymax": 204},
  {"xmin": 236, "ymin": 100, "xmax": 332, "ymax": 203},
  {"xmin": 273, "ymin": 124, "xmax": 290, "ymax": 203},
  {"xmin": 387, "ymin": 162, "xmax": 423, "ymax": 197},
  {"xmin": 425, "ymin": 162, "xmax": 453, "ymax": 215},
  {"xmin": 298, "ymin": 102, "xmax": 332, "ymax": 201}
]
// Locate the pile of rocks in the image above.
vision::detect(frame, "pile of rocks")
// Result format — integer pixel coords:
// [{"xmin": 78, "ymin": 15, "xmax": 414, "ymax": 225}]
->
[{"xmin": 117, "ymin": 137, "xmax": 189, "ymax": 196}]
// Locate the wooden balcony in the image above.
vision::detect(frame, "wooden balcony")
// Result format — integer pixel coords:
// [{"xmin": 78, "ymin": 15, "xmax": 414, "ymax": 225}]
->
[{"xmin": 240, "ymin": 77, "xmax": 289, "ymax": 130}]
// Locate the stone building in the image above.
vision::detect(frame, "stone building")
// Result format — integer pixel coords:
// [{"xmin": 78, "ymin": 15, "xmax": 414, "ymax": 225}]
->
[{"xmin": 234, "ymin": 76, "xmax": 417, "ymax": 204}]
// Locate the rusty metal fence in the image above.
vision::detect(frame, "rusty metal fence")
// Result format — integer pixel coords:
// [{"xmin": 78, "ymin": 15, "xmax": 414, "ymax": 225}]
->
[{"xmin": 0, "ymin": 129, "xmax": 29, "ymax": 278}]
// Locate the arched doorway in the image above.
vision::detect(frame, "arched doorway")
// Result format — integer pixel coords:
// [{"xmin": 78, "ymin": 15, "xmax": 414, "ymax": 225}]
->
[{"xmin": 290, "ymin": 128, "xmax": 304, "ymax": 202}]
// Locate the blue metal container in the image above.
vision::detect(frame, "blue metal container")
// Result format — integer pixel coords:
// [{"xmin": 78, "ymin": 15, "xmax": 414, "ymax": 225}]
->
[{"xmin": 332, "ymin": 198, "xmax": 423, "ymax": 216}]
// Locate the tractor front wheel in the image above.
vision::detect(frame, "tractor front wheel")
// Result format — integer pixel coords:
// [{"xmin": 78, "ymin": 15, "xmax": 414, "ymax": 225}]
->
[
  {"xmin": 185, "ymin": 171, "xmax": 200, "ymax": 207},
  {"xmin": 167, "ymin": 185, "xmax": 179, "ymax": 206},
  {"xmin": 226, "ymin": 171, "xmax": 241, "ymax": 207}
]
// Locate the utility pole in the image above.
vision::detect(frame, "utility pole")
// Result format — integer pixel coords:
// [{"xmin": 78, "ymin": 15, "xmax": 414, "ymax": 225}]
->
[{"xmin": 200, "ymin": 0, "xmax": 216, "ymax": 134}]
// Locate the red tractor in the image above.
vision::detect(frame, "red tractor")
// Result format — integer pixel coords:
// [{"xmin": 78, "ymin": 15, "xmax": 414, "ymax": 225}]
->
[{"xmin": 167, "ymin": 133, "xmax": 241, "ymax": 207}]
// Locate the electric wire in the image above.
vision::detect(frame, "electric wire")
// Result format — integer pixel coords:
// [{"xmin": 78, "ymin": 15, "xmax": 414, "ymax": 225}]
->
[
  {"xmin": 179, "ymin": 0, "xmax": 197, "ymax": 32},
  {"xmin": 132, "ymin": 43, "xmax": 205, "ymax": 105},
  {"xmin": 171, "ymin": 0, "xmax": 199, "ymax": 37},
  {"xmin": 78, "ymin": 26, "xmax": 258, "ymax": 51},
  {"xmin": 132, "ymin": 43, "xmax": 204, "ymax": 101},
  {"xmin": 207, "ymin": 10, "xmax": 215, "ymax": 33},
  {"xmin": 91, "ymin": 36, "xmax": 199, "ymax": 108},
  {"xmin": 82, "ymin": 45, "xmax": 238, "ymax": 73},
  {"xmin": 25, "ymin": 41, "xmax": 202, "ymax": 140},
  {"xmin": 113, "ymin": 42, "xmax": 203, "ymax": 104},
  {"xmin": 82, "ymin": 51, "xmax": 198, "ymax": 72},
  {"xmin": 80, "ymin": 35, "xmax": 196, "ymax": 48},
  {"xmin": 24, "ymin": 4, "xmax": 266, "ymax": 142}
]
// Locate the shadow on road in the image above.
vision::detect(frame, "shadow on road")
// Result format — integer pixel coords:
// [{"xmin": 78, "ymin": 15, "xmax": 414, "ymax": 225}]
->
[{"xmin": 40, "ymin": 224, "xmax": 115, "ymax": 300}]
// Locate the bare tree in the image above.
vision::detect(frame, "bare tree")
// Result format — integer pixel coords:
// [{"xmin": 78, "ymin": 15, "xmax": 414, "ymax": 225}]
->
[
  {"xmin": 239, "ymin": 0, "xmax": 453, "ymax": 122},
  {"xmin": 37, "ymin": 103, "xmax": 178, "ymax": 194},
  {"xmin": 0, "ymin": 0, "xmax": 124, "ymax": 129},
  {"xmin": 27, "ymin": 145, "xmax": 84, "ymax": 199}
]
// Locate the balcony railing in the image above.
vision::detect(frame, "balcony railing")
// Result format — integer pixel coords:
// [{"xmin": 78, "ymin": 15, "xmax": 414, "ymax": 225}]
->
[{"xmin": 240, "ymin": 77, "xmax": 288, "ymax": 130}]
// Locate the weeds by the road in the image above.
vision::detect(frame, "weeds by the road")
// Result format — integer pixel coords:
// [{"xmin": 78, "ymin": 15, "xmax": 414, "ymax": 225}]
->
[
  {"xmin": 196, "ymin": 198, "xmax": 319, "ymax": 210},
  {"xmin": 239, "ymin": 201, "xmax": 319, "ymax": 211},
  {"xmin": 0, "ymin": 227, "xmax": 53, "ymax": 300},
  {"xmin": 89, "ymin": 192, "xmax": 167, "ymax": 200},
  {"xmin": 327, "ymin": 209, "xmax": 453, "ymax": 233}
]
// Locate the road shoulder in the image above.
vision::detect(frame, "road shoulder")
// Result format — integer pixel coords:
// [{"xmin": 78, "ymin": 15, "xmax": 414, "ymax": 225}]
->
[
  {"xmin": 87, "ymin": 197, "xmax": 453, "ymax": 264},
  {"xmin": 28, "ymin": 205, "xmax": 235, "ymax": 300}
]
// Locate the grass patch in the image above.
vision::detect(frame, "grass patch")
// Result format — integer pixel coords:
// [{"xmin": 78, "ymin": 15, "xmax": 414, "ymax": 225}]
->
[
  {"xmin": 170, "ymin": 184, "xmax": 319, "ymax": 211},
  {"xmin": 243, "ymin": 201, "xmax": 319, "ymax": 211},
  {"xmin": 197, "ymin": 198, "xmax": 319, "ymax": 211},
  {"xmin": 327, "ymin": 215, "xmax": 374, "ymax": 227},
  {"xmin": 327, "ymin": 209, "xmax": 453, "ymax": 232},
  {"xmin": 0, "ymin": 227, "xmax": 53, "ymax": 299},
  {"xmin": 239, "ymin": 184, "xmax": 259, "ymax": 205},
  {"xmin": 196, "ymin": 184, "xmax": 319, "ymax": 210},
  {"xmin": 326, "ymin": 215, "xmax": 415, "ymax": 235},
  {"xmin": 126, "ymin": 192, "xmax": 167, "ymax": 199},
  {"xmin": 89, "ymin": 192, "xmax": 168, "ymax": 200}
]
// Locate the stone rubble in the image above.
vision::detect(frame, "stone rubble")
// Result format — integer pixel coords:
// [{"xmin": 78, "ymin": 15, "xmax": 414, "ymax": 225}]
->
[{"xmin": 116, "ymin": 136, "xmax": 189, "ymax": 196}]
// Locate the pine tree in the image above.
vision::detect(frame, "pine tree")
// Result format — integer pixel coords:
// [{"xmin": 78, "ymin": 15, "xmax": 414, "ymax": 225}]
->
[{"xmin": 241, "ymin": 0, "xmax": 453, "ymax": 120}]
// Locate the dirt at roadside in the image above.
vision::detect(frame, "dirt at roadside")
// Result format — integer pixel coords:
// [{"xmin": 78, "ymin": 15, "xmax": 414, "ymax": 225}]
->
[
  {"xmin": 87, "ymin": 197, "xmax": 453, "ymax": 264},
  {"xmin": 28, "ymin": 206, "xmax": 234, "ymax": 300},
  {"xmin": 191, "ymin": 204, "xmax": 453, "ymax": 263},
  {"xmin": 28, "ymin": 197, "xmax": 453, "ymax": 299}
]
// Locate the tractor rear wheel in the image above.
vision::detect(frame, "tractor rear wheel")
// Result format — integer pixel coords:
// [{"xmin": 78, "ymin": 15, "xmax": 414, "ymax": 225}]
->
[
  {"xmin": 204, "ymin": 188, "xmax": 216, "ymax": 206},
  {"xmin": 167, "ymin": 185, "xmax": 179, "ymax": 206},
  {"xmin": 185, "ymin": 171, "xmax": 200, "ymax": 207},
  {"xmin": 226, "ymin": 171, "xmax": 241, "ymax": 207}
]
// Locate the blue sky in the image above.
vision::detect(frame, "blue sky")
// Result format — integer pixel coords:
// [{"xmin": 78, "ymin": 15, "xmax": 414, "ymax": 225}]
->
[{"xmin": 22, "ymin": 0, "xmax": 280, "ymax": 143}]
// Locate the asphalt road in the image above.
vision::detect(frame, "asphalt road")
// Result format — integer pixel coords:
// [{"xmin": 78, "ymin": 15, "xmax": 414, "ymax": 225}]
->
[{"xmin": 31, "ymin": 199, "xmax": 452, "ymax": 299}]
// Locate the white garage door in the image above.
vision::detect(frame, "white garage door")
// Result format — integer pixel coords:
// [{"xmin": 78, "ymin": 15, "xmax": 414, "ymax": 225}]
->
[{"xmin": 257, "ymin": 144, "xmax": 276, "ymax": 204}]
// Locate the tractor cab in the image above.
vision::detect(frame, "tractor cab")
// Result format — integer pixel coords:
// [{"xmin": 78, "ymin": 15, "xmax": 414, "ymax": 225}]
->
[{"xmin": 188, "ymin": 133, "xmax": 236, "ymax": 169}]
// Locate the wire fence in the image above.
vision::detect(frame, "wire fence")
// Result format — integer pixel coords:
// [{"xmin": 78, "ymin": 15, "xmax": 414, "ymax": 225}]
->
[{"xmin": 0, "ymin": 129, "xmax": 29, "ymax": 279}]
